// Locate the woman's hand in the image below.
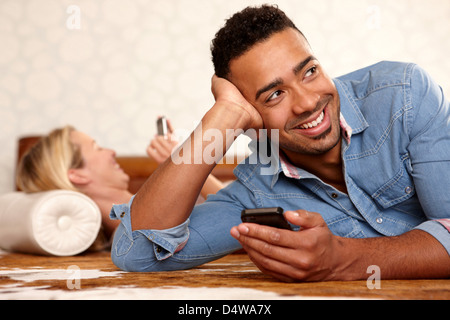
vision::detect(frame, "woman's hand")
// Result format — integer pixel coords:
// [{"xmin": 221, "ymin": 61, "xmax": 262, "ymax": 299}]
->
[{"xmin": 146, "ymin": 118, "xmax": 179, "ymax": 164}]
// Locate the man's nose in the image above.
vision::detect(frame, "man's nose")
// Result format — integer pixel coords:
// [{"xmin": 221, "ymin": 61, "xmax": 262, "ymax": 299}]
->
[{"xmin": 291, "ymin": 88, "xmax": 320, "ymax": 115}]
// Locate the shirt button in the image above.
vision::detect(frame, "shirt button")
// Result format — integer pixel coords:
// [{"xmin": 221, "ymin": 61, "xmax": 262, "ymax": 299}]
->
[
  {"xmin": 376, "ymin": 217, "xmax": 383, "ymax": 224},
  {"xmin": 331, "ymin": 193, "xmax": 338, "ymax": 199},
  {"xmin": 405, "ymin": 186, "xmax": 413, "ymax": 194},
  {"xmin": 156, "ymin": 246, "xmax": 162, "ymax": 253},
  {"xmin": 120, "ymin": 211, "xmax": 126, "ymax": 218}
]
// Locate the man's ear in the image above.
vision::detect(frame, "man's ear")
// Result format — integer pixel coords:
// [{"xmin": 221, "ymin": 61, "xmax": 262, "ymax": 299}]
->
[{"xmin": 68, "ymin": 168, "xmax": 91, "ymax": 186}]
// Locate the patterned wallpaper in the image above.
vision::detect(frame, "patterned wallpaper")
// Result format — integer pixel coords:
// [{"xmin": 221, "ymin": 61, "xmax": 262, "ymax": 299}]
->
[{"xmin": 1, "ymin": 0, "xmax": 449, "ymax": 193}]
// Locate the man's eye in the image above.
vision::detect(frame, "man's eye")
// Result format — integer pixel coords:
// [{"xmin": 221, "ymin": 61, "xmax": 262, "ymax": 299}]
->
[
  {"xmin": 267, "ymin": 90, "xmax": 282, "ymax": 102},
  {"xmin": 305, "ymin": 66, "xmax": 317, "ymax": 78}
]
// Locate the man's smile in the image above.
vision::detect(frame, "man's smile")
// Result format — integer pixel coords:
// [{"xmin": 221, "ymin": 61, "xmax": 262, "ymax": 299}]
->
[
  {"xmin": 296, "ymin": 110, "xmax": 324, "ymax": 129},
  {"xmin": 288, "ymin": 93, "xmax": 334, "ymax": 139}
]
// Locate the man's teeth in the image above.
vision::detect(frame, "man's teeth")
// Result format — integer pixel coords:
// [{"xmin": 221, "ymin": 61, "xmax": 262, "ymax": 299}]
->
[{"xmin": 299, "ymin": 111, "xmax": 324, "ymax": 129}]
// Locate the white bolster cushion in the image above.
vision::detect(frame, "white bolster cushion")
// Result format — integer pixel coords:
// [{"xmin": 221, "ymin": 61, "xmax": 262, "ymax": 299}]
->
[{"xmin": 0, "ymin": 190, "xmax": 101, "ymax": 256}]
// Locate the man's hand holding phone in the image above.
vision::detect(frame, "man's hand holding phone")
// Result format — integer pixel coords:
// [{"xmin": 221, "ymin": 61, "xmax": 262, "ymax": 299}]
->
[{"xmin": 231, "ymin": 208, "xmax": 339, "ymax": 282}]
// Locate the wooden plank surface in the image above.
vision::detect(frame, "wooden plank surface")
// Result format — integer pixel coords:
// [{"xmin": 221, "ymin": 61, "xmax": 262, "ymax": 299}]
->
[{"xmin": 0, "ymin": 250, "xmax": 449, "ymax": 300}]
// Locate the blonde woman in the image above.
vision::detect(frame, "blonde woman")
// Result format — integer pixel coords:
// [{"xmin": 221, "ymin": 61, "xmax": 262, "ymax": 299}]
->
[
  {"xmin": 17, "ymin": 123, "xmax": 224, "ymax": 240},
  {"xmin": 17, "ymin": 126, "xmax": 129, "ymax": 239}
]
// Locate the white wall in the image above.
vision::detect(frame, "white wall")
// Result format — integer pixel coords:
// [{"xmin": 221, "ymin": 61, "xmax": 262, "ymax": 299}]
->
[{"xmin": 1, "ymin": 0, "xmax": 449, "ymax": 193}]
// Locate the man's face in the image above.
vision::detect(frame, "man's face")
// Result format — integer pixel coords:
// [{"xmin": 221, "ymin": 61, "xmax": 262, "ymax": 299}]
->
[{"xmin": 229, "ymin": 28, "xmax": 341, "ymax": 157}]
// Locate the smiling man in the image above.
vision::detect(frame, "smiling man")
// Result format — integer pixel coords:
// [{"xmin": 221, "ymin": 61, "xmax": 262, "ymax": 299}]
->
[{"xmin": 110, "ymin": 5, "xmax": 450, "ymax": 281}]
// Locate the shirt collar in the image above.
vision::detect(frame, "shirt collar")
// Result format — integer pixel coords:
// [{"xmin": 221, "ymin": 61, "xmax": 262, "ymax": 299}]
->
[
  {"xmin": 340, "ymin": 113, "xmax": 353, "ymax": 144},
  {"xmin": 333, "ymin": 78, "xmax": 369, "ymax": 135}
]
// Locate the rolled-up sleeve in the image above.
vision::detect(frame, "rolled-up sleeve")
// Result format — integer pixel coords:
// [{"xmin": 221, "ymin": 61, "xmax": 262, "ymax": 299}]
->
[
  {"xmin": 415, "ymin": 220, "xmax": 450, "ymax": 255},
  {"xmin": 109, "ymin": 195, "xmax": 191, "ymax": 271}
]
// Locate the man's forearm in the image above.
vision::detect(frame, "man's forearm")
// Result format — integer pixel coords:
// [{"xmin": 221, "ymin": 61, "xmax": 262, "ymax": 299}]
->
[
  {"xmin": 130, "ymin": 104, "xmax": 249, "ymax": 231},
  {"xmin": 335, "ymin": 229, "xmax": 450, "ymax": 280}
]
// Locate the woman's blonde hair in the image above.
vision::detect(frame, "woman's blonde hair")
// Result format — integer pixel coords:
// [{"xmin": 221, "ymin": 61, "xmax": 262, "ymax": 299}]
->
[{"xmin": 16, "ymin": 126, "xmax": 84, "ymax": 192}]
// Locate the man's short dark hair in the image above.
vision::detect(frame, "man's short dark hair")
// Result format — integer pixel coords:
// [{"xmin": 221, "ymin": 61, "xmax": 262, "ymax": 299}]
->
[{"xmin": 211, "ymin": 5, "xmax": 305, "ymax": 78}]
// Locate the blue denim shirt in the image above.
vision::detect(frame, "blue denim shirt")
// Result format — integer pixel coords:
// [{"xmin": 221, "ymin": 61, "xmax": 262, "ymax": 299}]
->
[{"xmin": 110, "ymin": 61, "xmax": 450, "ymax": 272}]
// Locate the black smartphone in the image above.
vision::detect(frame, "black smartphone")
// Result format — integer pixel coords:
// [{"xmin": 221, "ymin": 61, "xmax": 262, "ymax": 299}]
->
[
  {"xmin": 241, "ymin": 207, "xmax": 292, "ymax": 230},
  {"xmin": 157, "ymin": 116, "xmax": 168, "ymax": 136}
]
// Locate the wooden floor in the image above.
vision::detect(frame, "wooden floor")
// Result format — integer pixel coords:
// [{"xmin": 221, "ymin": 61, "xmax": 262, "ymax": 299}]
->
[{"xmin": 0, "ymin": 250, "xmax": 449, "ymax": 300}]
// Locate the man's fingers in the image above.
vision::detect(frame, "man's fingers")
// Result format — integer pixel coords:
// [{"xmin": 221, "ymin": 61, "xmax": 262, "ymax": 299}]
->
[
  {"xmin": 230, "ymin": 210, "xmax": 326, "ymax": 246},
  {"xmin": 230, "ymin": 223, "xmax": 308, "ymax": 269},
  {"xmin": 231, "ymin": 223, "xmax": 290, "ymax": 247},
  {"xmin": 231, "ymin": 211, "xmax": 335, "ymax": 282},
  {"xmin": 242, "ymin": 246, "xmax": 298, "ymax": 282},
  {"xmin": 285, "ymin": 210, "xmax": 327, "ymax": 229}
]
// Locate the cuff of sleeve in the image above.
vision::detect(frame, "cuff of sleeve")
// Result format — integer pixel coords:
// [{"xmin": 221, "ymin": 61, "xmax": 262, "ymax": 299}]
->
[
  {"xmin": 137, "ymin": 220, "xmax": 190, "ymax": 260},
  {"xmin": 414, "ymin": 220, "xmax": 450, "ymax": 256},
  {"xmin": 109, "ymin": 196, "xmax": 190, "ymax": 261}
]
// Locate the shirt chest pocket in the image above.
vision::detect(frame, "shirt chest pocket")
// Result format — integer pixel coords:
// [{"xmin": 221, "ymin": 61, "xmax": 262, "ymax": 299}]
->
[{"xmin": 371, "ymin": 154, "xmax": 415, "ymax": 209}]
